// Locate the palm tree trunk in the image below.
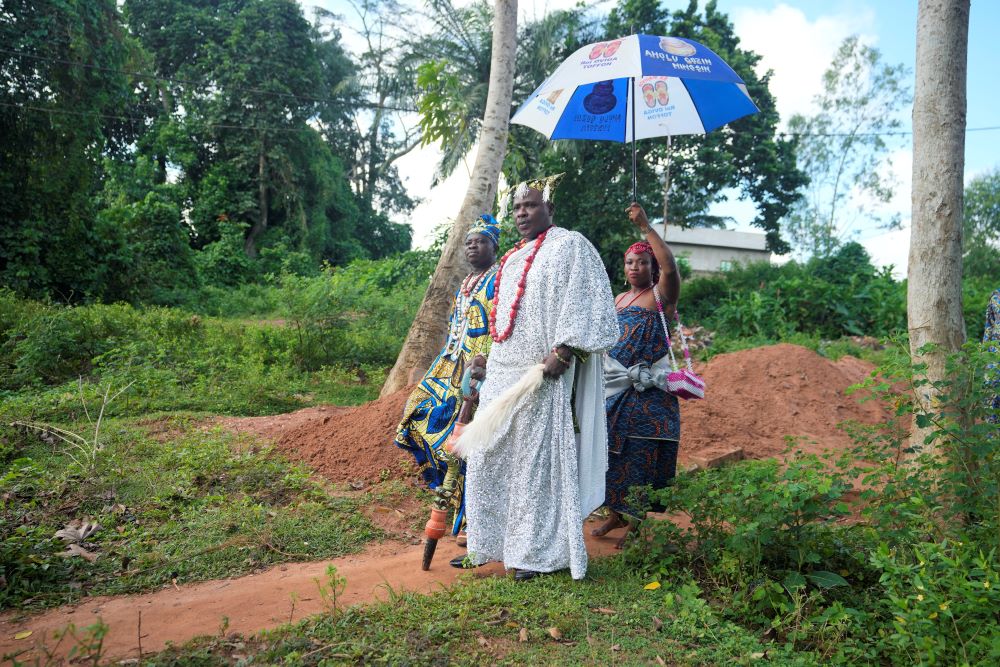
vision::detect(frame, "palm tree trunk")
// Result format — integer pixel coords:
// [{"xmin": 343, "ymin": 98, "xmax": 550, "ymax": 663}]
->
[
  {"xmin": 380, "ymin": 0, "xmax": 518, "ymax": 397},
  {"xmin": 907, "ymin": 0, "xmax": 969, "ymax": 458}
]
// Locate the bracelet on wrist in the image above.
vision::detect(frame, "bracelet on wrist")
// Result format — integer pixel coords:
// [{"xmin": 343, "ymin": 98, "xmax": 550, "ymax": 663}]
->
[{"xmin": 553, "ymin": 348, "xmax": 572, "ymax": 366}]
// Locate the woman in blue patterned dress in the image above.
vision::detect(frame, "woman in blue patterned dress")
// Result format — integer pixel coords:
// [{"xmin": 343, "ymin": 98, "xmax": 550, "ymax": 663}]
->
[{"xmin": 592, "ymin": 203, "xmax": 681, "ymax": 548}]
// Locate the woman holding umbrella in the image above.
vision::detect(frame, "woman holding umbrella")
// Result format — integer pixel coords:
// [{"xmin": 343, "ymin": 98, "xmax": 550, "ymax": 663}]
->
[{"xmin": 593, "ymin": 203, "xmax": 681, "ymax": 547}]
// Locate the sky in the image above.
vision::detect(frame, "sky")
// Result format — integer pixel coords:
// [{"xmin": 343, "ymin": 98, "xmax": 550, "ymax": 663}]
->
[{"xmin": 308, "ymin": 1, "xmax": 1000, "ymax": 274}]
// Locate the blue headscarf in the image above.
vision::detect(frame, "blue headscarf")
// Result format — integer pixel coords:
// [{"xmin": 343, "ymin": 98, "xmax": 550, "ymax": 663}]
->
[{"xmin": 467, "ymin": 213, "xmax": 500, "ymax": 249}]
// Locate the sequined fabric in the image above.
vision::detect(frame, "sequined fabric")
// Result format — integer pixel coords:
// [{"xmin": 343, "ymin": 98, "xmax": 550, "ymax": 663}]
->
[
  {"xmin": 393, "ymin": 268, "xmax": 497, "ymax": 534},
  {"xmin": 604, "ymin": 306, "xmax": 681, "ymax": 518},
  {"xmin": 465, "ymin": 227, "xmax": 618, "ymax": 579}
]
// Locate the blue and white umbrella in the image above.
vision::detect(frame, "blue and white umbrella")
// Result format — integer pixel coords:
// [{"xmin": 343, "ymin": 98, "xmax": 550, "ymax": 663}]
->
[{"xmin": 511, "ymin": 34, "xmax": 759, "ymax": 201}]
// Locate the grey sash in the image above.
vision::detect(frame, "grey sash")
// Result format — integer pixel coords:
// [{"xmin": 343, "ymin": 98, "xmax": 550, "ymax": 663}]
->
[{"xmin": 603, "ymin": 353, "xmax": 671, "ymax": 399}]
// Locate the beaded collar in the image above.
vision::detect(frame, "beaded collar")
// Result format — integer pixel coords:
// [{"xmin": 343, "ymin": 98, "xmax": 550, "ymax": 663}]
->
[{"xmin": 489, "ymin": 227, "xmax": 551, "ymax": 343}]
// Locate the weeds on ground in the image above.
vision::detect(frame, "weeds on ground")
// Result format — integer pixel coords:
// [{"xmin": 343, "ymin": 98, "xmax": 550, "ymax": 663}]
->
[
  {"xmin": 0, "ymin": 419, "xmax": 380, "ymax": 612},
  {"xmin": 0, "ymin": 290, "xmax": 389, "ymax": 424},
  {"xmin": 4, "ymin": 620, "xmax": 109, "ymax": 667}
]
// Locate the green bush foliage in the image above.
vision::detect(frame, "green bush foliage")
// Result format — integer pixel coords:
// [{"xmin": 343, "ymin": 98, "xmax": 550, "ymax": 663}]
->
[
  {"xmin": 630, "ymin": 340, "xmax": 1000, "ymax": 664},
  {"xmin": 683, "ymin": 242, "xmax": 907, "ymax": 342},
  {"xmin": 0, "ymin": 251, "xmax": 434, "ymax": 394},
  {"xmin": 278, "ymin": 250, "xmax": 436, "ymax": 370},
  {"xmin": 681, "ymin": 243, "xmax": 996, "ymax": 347}
]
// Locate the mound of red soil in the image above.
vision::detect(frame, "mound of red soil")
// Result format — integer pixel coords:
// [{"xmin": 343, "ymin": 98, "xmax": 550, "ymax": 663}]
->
[
  {"xmin": 225, "ymin": 344, "xmax": 891, "ymax": 485},
  {"xmin": 223, "ymin": 386, "xmax": 416, "ymax": 484},
  {"xmin": 679, "ymin": 343, "xmax": 890, "ymax": 463}
]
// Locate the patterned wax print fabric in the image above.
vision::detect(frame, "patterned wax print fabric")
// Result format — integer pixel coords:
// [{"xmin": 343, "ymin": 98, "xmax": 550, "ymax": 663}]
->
[
  {"xmin": 465, "ymin": 227, "xmax": 619, "ymax": 580},
  {"xmin": 984, "ymin": 289, "xmax": 1000, "ymax": 424},
  {"xmin": 393, "ymin": 267, "xmax": 497, "ymax": 534},
  {"xmin": 604, "ymin": 306, "xmax": 681, "ymax": 519}
]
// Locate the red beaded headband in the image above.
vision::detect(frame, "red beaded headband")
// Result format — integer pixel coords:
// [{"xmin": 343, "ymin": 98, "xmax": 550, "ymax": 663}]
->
[{"xmin": 625, "ymin": 241, "xmax": 660, "ymax": 285}]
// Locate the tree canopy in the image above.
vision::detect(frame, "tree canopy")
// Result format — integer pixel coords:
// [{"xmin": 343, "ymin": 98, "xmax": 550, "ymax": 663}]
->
[{"xmin": 3, "ymin": 0, "xmax": 808, "ymax": 303}]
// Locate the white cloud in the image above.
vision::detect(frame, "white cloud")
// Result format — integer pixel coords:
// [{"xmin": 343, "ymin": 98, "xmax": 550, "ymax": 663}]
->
[
  {"xmin": 395, "ymin": 142, "xmax": 474, "ymax": 248},
  {"xmin": 731, "ymin": 3, "xmax": 876, "ymax": 123},
  {"xmin": 861, "ymin": 225, "xmax": 909, "ymax": 279}
]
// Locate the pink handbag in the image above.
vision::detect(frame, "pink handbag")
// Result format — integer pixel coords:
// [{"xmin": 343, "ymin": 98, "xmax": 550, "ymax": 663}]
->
[{"xmin": 653, "ymin": 288, "xmax": 705, "ymax": 400}]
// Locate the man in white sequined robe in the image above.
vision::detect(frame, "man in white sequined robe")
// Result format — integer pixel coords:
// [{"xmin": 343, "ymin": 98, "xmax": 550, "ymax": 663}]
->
[{"xmin": 464, "ymin": 181, "xmax": 618, "ymax": 580}]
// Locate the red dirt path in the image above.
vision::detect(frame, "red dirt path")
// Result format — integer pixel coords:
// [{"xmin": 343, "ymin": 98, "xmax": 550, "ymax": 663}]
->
[{"xmin": 1, "ymin": 344, "xmax": 889, "ymax": 662}]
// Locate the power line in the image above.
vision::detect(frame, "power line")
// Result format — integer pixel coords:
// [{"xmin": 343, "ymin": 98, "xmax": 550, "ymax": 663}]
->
[
  {"xmin": 7, "ymin": 49, "xmax": 996, "ymax": 138},
  {"xmin": 778, "ymin": 126, "xmax": 1000, "ymax": 138},
  {"xmin": 0, "ymin": 46, "xmax": 421, "ymax": 114},
  {"xmin": 5, "ymin": 100, "xmax": 998, "ymax": 140},
  {"xmin": 0, "ymin": 100, "xmax": 337, "ymax": 135}
]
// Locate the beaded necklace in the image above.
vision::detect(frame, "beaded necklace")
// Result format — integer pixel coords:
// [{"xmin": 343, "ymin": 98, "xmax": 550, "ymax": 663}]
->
[
  {"xmin": 444, "ymin": 265, "xmax": 497, "ymax": 359},
  {"xmin": 489, "ymin": 227, "xmax": 551, "ymax": 343},
  {"xmin": 461, "ymin": 268, "xmax": 489, "ymax": 297},
  {"xmin": 615, "ymin": 286, "xmax": 651, "ymax": 310}
]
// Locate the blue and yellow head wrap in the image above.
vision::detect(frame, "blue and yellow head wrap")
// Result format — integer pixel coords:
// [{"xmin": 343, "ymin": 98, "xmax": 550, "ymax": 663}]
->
[{"xmin": 467, "ymin": 213, "xmax": 500, "ymax": 248}]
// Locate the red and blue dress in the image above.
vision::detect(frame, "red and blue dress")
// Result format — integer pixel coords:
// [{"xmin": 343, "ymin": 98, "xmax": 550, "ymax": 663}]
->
[{"xmin": 604, "ymin": 306, "xmax": 681, "ymax": 518}]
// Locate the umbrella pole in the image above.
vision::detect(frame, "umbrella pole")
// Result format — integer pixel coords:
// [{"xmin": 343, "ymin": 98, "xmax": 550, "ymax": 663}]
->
[
  {"xmin": 662, "ymin": 134, "xmax": 672, "ymax": 234},
  {"xmin": 630, "ymin": 77, "xmax": 637, "ymax": 204}
]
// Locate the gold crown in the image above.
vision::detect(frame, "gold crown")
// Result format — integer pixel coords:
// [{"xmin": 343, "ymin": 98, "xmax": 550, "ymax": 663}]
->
[{"xmin": 498, "ymin": 173, "xmax": 565, "ymax": 219}]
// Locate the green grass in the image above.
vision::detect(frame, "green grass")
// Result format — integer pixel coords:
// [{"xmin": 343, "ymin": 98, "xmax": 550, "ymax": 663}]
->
[
  {"xmin": 0, "ymin": 363, "xmax": 381, "ymax": 425},
  {"xmin": 0, "ymin": 417, "xmax": 381, "ymax": 612}
]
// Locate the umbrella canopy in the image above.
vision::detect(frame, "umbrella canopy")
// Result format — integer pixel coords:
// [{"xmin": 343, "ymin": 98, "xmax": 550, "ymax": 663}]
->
[{"xmin": 511, "ymin": 34, "xmax": 758, "ymax": 142}]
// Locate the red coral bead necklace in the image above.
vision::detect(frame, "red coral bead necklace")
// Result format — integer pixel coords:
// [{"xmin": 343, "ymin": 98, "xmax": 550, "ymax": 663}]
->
[{"xmin": 489, "ymin": 227, "xmax": 550, "ymax": 343}]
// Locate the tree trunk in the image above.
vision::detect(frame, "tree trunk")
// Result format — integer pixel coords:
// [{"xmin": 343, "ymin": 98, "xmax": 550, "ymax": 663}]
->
[
  {"xmin": 907, "ymin": 0, "xmax": 969, "ymax": 457},
  {"xmin": 245, "ymin": 141, "xmax": 268, "ymax": 258},
  {"xmin": 380, "ymin": 0, "xmax": 518, "ymax": 397}
]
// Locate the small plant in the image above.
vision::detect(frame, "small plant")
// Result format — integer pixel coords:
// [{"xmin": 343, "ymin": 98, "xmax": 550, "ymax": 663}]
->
[
  {"xmin": 871, "ymin": 540, "xmax": 999, "ymax": 665},
  {"xmin": 7, "ymin": 620, "xmax": 110, "ymax": 667},
  {"xmin": 315, "ymin": 565, "xmax": 347, "ymax": 615},
  {"xmin": 10, "ymin": 378, "xmax": 133, "ymax": 473}
]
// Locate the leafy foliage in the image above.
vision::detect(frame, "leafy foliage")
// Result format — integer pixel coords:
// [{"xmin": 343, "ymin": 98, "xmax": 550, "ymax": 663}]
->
[
  {"xmin": 0, "ymin": 250, "xmax": 432, "ymax": 420},
  {"xmin": 682, "ymin": 242, "xmax": 906, "ymax": 342},
  {"xmin": 628, "ymin": 340, "xmax": 1000, "ymax": 663},
  {"xmin": 1, "ymin": 0, "xmax": 420, "ymax": 304},
  {"xmin": 963, "ymin": 168, "xmax": 1000, "ymax": 280},
  {"xmin": 0, "ymin": 0, "xmax": 139, "ymax": 300},
  {"xmin": 785, "ymin": 36, "xmax": 911, "ymax": 258}
]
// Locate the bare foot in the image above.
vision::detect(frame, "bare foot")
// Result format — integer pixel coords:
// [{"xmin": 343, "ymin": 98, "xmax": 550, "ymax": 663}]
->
[
  {"xmin": 591, "ymin": 512, "xmax": 627, "ymax": 537},
  {"xmin": 613, "ymin": 522, "xmax": 635, "ymax": 549}
]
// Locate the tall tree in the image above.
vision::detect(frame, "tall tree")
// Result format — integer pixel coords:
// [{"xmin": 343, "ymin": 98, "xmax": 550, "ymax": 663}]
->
[
  {"xmin": 0, "ymin": 0, "xmax": 138, "ymax": 300},
  {"xmin": 907, "ymin": 0, "xmax": 970, "ymax": 456},
  {"xmin": 785, "ymin": 36, "xmax": 911, "ymax": 258},
  {"xmin": 381, "ymin": 0, "xmax": 518, "ymax": 396},
  {"xmin": 313, "ymin": 0, "xmax": 416, "ymax": 259},
  {"xmin": 126, "ymin": 0, "xmax": 367, "ymax": 265}
]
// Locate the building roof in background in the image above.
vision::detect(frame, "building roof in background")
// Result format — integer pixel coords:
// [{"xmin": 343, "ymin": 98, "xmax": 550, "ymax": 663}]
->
[{"xmin": 651, "ymin": 224, "xmax": 769, "ymax": 252}]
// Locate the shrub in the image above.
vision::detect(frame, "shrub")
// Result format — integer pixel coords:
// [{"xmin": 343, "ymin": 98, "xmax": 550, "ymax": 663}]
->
[
  {"xmin": 871, "ymin": 540, "xmax": 1000, "ymax": 665},
  {"xmin": 629, "ymin": 340, "xmax": 1000, "ymax": 661},
  {"xmin": 681, "ymin": 243, "xmax": 907, "ymax": 340}
]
